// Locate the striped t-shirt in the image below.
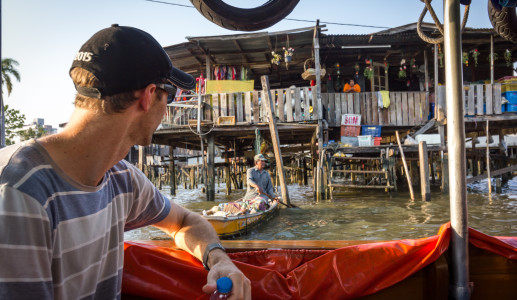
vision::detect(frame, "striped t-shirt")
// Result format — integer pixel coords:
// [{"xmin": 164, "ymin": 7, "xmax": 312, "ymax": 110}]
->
[{"xmin": 0, "ymin": 140, "xmax": 171, "ymax": 299}]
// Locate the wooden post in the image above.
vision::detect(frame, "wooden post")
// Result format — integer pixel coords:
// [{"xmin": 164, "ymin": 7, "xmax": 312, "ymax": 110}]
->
[
  {"xmin": 138, "ymin": 146, "xmax": 145, "ymax": 172},
  {"xmin": 472, "ymin": 135, "xmax": 478, "ymax": 176},
  {"xmin": 442, "ymin": 155, "xmax": 449, "ymax": 193},
  {"xmin": 302, "ymin": 156, "xmax": 308, "ymax": 185},
  {"xmin": 190, "ymin": 168, "xmax": 195, "ymax": 190},
  {"xmin": 486, "ymin": 120, "xmax": 492, "ymax": 195},
  {"xmin": 169, "ymin": 147, "xmax": 176, "ymax": 196},
  {"xmin": 224, "ymin": 165, "xmax": 231, "ymax": 195},
  {"xmin": 396, "ymin": 131, "xmax": 414, "ymax": 200},
  {"xmin": 419, "ymin": 141, "xmax": 431, "ymax": 201},
  {"xmin": 207, "ymin": 134, "xmax": 215, "ymax": 201},
  {"xmin": 206, "ymin": 52, "xmax": 212, "ymax": 81},
  {"xmin": 313, "ymin": 22, "xmax": 325, "ymax": 202},
  {"xmin": 438, "ymin": 124, "xmax": 448, "ymax": 192},
  {"xmin": 424, "ymin": 49, "xmax": 429, "ymax": 94},
  {"xmin": 496, "ymin": 178, "xmax": 502, "ymax": 193},
  {"xmin": 388, "ymin": 149, "xmax": 398, "ymax": 191},
  {"xmin": 261, "ymin": 75, "xmax": 291, "ymax": 205}
]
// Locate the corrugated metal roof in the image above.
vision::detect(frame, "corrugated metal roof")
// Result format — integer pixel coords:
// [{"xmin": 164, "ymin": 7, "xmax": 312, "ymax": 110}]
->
[{"xmin": 164, "ymin": 23, "xmax": 516, "ymax": 89}]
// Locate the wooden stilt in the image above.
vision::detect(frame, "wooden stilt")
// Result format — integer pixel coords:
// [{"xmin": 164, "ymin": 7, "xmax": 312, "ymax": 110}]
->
[
  {"xmin": 496, "ymin": 177, "xmax": 502, "ymax": 193},
  {"xmin": 190, "ymin": 168, "xmax": 195, "ymax": 190},
  {"xmin": 442, "ymin": 155, "xmax": 449, "ymax": 193},
  {"xmin": 419, "ymin": 141, "xmax": 431, "ymax": 201},
  {"xmin": 486, "ymin": 120, "xmax": 492, "ymax": 195},
  {"xmin": 169, "ymin": 148, "xmax": 176, "ymax": 196},
  {"xmin": 138, "ymin": 146, "xmax": 145, "ymax": 172},
  {"xmin": 207, "ymin": 134, "xmax": 215, "ymax": 201}
]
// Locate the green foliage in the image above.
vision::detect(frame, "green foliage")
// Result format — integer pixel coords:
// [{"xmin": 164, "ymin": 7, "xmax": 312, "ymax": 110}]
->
[
  {"xmin": 19, "ymin": 126, "xmax": 47, "ymax": 142},
  {"xmin": 2, "ymin": 58, "xmax": 21, "ymax": 96},
  {"xmin": 4, "ymin": 105, "xmax": 25, "ymax": 145}
]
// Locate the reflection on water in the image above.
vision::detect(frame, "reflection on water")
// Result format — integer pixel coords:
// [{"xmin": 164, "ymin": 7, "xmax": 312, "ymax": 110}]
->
[{"xmin": 125, "ymin": 176, "xmax": 517, "ymax": 241}]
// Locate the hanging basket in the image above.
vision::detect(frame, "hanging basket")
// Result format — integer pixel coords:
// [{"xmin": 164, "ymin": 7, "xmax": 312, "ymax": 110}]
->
[{"xmin": 301, "ymin": 58, "xmax": 326, "ymax": 81}]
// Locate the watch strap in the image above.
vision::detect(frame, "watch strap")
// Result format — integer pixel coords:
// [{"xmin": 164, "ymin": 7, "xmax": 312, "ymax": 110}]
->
[{"xmin": 202, "ymin": 242, "xmax": 225, "ymax": 271}]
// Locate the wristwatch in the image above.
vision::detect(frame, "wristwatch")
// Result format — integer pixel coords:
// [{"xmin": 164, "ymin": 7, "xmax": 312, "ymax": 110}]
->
[{"xmin": 202, "ymin": 243, "xmax": 226, "ymax": 271}]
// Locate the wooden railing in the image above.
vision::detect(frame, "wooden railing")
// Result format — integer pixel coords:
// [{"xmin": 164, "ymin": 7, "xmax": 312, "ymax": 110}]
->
[
  {"xmin": 161, "ymin": 87, "xmax": 430, "ymax": 128},
  {"xmin": 435, "ymin": 83, "xmax": 503, "ymax": 122}
]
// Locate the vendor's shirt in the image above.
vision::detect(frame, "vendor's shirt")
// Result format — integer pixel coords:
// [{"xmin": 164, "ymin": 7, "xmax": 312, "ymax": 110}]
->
[
  {"xmin": 244, "ymin": 167, "xmax": 275, "ymax": 200},
  {"xmin": 343, "ymin": 83, "xmax": 361, "ymax": 93}
]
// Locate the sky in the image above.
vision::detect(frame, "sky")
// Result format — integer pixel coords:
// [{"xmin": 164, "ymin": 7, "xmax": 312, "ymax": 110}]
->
[{"xmin": 2, "ymin": 0, "xmax": 496, "ymax": 129}]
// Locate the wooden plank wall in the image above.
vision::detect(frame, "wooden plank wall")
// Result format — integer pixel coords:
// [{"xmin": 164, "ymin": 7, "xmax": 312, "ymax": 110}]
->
[
  {"xmin": 164, "ymin": 89, "xmax": 432, "ymax": 127},
  {"xmin": 324, "ymin": 91, "xmax": 428, "ymax": 126},
  {"xmin": 437, "ymin": 83, "xmax": 503, "ymax": 119}
]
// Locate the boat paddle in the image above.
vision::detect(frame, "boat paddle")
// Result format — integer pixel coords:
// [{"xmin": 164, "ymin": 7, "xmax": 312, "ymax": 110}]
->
[{"xmin": 259, "ymin": 191, "xmax": 299, "ymax": 209}]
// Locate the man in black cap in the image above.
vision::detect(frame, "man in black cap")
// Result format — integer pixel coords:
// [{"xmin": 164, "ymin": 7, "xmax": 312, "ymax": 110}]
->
[{"xmin": 0, "ymin": 25, "xmax": 250, "ymax": 299}]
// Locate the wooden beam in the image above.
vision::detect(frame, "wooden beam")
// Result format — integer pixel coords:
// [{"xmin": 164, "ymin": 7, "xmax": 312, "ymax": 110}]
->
[
  {"xmin": 261, "ymin": 75, "xmax": 291, "ymax": 206},
  {"xmin": 233, "ymin": 39, "xmax": 249, "ymax": 64},
  {"xmin": 466, "ymin": 164, "xmax": 517, "ymax": 183}
]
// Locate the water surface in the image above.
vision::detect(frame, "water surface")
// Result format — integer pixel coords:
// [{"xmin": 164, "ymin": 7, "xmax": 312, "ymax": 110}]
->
[{"xmin": 125, "ymin": 176, "xmax": 517, "ymax": 241}]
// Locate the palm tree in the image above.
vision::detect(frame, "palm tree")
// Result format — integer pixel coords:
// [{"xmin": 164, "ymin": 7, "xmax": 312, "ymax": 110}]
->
[
  {"xmin": 2, "ymin": 58, "xmax": 21, "ymax": 96},
  {"xmin": 1, "ymin": 58, "xmax": 21, "ymax": 147}
]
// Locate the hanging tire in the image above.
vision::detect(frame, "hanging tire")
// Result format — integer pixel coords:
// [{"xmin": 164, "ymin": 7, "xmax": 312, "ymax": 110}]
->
[
  {"xmin": 488, "ymin": 0, "xmax": 517, "ymax": 43},
  {"xmin": 190, "ymin": 0, "xmax": 300, "ymax": 31}
]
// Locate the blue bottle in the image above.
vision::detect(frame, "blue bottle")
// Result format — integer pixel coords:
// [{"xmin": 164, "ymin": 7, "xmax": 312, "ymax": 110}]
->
[{"xmin": 210, "ymin": 277, "xmax": 232, "ymax": 299}]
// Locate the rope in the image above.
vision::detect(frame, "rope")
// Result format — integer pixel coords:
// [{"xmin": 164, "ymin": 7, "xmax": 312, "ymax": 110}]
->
[{"xmin": 416, "ymin": 0, "xmax": 470, "ymax": 44}]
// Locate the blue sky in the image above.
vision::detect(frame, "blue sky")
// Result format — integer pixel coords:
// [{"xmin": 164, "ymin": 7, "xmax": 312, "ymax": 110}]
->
[{"xmin": 3, "ymin": 0, "xmax": 495, "ymax": 128}]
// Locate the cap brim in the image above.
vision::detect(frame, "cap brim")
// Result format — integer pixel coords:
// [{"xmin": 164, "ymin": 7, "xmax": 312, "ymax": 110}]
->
[{"xmin": 167, "ymin": 67, "xmax": 196, "ymax": 91}]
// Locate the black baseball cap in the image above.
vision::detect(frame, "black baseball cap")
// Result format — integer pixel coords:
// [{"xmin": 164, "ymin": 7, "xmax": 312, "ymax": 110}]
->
[{"xmin": 70, "ymin": 24, "xmax": 195, "ymax": 98}]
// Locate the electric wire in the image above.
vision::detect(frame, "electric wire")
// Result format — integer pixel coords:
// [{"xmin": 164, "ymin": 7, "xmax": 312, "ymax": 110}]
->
[{"xmin": 143, "ymin": 0, "xmax": 390, "ymax": 29}]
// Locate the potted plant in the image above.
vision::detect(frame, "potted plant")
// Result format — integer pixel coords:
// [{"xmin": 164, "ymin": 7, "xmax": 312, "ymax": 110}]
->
[
  {"xmin": 271, "ymin": 51, "xmax": 281, "ymax": 65},
  {"xmin": 283, "ymin": 47, "xmax": 294, "ymax": 62}
]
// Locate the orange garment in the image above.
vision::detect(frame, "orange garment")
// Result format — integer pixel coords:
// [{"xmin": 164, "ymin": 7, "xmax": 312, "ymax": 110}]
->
[{"xmin": 343, "ymin": 83, "xmax": 361, "ymax": 93}]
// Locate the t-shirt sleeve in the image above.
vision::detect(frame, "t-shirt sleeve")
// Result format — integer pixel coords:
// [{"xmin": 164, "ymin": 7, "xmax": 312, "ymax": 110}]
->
[
  {"xmin": 123, "ymin": 162, "xmax": 171, "ymax": 231},
  {"xmin": 0, "ymin": 185, "xmax": 54, "ymax": 299}
]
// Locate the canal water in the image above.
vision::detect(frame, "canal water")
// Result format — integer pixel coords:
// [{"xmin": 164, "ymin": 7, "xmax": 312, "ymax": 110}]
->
[{"xmin": 125, "ymin": 176, "xmax": 517, "ymax": 241}]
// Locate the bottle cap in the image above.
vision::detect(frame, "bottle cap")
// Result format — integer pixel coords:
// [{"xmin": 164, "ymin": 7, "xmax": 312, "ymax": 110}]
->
[{"xmin": 216, "ymin": 277, "xmax": 233, "ymax": 293}]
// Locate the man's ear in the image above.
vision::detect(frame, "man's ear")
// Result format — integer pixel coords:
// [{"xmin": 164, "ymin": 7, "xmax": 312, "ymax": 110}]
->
[{"xmin": 138, "ymin": 84, "xmax": 157, "ymax": 112}]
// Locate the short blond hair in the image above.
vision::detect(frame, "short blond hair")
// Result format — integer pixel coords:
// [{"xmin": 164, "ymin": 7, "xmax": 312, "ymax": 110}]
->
[{"xmin": 70, "ymin": 67, "xmax": 139, "ymax": 114}]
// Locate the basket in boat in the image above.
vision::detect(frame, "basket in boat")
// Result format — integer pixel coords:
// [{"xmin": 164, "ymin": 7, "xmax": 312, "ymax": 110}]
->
[{"xmin": 301, "ymin": 58, "xmax": 326, "ymax": 80}]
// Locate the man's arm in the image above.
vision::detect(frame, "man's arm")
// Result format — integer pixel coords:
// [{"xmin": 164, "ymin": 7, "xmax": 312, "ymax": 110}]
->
[
  {"xmin": 264, "ymin": 173, "xmax": 277, "ymax": 199},
  {"xmin": 153, "ymin": 201, "xmax": 250, "ymax": 299},
  {"xmin": 246, "ymin": 168, "xmax": 264, "ymax": 195}
]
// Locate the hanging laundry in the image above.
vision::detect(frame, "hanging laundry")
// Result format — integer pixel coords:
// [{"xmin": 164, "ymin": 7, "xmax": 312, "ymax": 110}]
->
[{"xmin": 379, "ymin": 90, "xmax": 391, "ymax": 108}]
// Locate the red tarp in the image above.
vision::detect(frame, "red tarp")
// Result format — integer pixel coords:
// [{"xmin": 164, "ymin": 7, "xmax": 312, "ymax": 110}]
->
[{"xmin": 122, "ymin": 223, "xmax": 517, "ymax": 299}]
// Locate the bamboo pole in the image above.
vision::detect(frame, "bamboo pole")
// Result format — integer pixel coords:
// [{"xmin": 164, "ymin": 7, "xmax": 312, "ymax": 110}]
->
[
  {"xmin": 419, "ymin": 141, "xmax": 431, "ymax": 201},
  {"xmin": 486, "ymin": 120, "xmax": 492, "ymax": 195},
  {"xmin": 261, "ymin": 75, "xmax": 291, "ymax": 206},
  {"xmin": 395, "ymin": 131, "xmax": 414, "ymax": 200}
]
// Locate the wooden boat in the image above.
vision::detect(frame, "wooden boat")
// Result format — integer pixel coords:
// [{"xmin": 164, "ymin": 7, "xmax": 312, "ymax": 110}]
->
[
  {"xmin": 122, "ymin": 223, "xmax": 517, "ymax": 299},
  {"xmin": 202, "ymin": 200, "xmax": 279, "ymax": 238}
]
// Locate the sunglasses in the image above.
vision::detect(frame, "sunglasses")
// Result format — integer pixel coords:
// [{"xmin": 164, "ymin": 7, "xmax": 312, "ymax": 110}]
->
[{"xmin": 156, "ymin": 83, "xmax": 178, "ymax": 104}]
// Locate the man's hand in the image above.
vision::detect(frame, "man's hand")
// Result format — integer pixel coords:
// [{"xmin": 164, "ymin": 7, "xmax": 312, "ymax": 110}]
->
[
  {"xmin": 255, "ymin": 185, "xmax": 264, "ymax": 195},
  {"xmin": 202, "ymin": 249, "xmax": 251, "ymax": 299}
]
